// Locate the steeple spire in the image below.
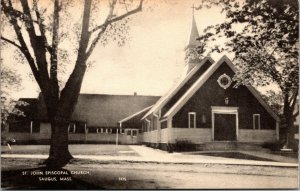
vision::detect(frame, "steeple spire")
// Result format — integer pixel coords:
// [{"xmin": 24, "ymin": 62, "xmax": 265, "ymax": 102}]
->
[
  {"xmin": 185, "ymin": 5, "xmax": 199, "ymax": 50},
  {"xmin": 183, "ymin": 6, "xmax": 202, "ymax": 75}
]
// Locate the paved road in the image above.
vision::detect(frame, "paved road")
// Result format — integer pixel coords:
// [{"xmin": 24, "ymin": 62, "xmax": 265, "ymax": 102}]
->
[
  {"xmin": 1, "ymin": 145, "xmax": 298, "ymax": 189},
  {"xmin": 1, "ymin": 157, "xmax": 298, "ymax": 189},
  {"xmin": 67, "ymin": 162, "xmax": 298, "ymax": 189}
]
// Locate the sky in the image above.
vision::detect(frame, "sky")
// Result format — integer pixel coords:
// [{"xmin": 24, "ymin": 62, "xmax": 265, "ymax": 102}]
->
[{"xmin": 2, "ymin": 0, "xmax": 230, "ymax": 99}]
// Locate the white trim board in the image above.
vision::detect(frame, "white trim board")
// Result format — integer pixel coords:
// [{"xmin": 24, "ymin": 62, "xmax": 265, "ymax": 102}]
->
[
  {"xmin": 163, "ymin": 55, "xmax": 280, "ymax": 122},
  {"xmin": 141, "ymin": 56, "xmax": 215, "ymax": 120}
]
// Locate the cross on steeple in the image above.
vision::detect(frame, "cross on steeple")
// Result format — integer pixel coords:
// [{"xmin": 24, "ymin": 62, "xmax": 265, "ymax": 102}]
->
[
  {"xmin": 191, "ymin": 4, "xmax": 196, "ymax": 16},
  {"xmin": 185, "ymin": 4, "xmax": 199, "ymax": 51}
]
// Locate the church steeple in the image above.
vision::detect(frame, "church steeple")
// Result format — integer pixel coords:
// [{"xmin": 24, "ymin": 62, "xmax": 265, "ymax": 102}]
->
[
  {"xmin": 185, "ymin": 11, "xmax": 199, "ymax": 51},
  {"xmin": 184, "ymin": 6, "xmax": 202, "ymax": 74}
]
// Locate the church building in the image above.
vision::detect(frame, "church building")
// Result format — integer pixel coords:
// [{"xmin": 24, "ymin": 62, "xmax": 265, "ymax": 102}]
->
[
  {"xmin": 5, "ymin": 14, "xmax": 280, "ymax": 150},
  {"xmin": 138, "ymin": 14, "xmax": 280, "ymax": 150}
]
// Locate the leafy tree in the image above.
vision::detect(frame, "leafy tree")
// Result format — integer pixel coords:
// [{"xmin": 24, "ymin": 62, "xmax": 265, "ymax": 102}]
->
[
  {"xmin": 261, "ymin": 90, "xmax": 284, "ymax": 116},
  {"xmin": 1, "ymin": 0, "xmax": 144, "ymax": 167},
  {"xmin": 197, "ymin": 0, "xmax": 298, "ymax": 147},
  {"xmin": 1, "ymin": 66, "xmax": 27, "ymax": 133}
]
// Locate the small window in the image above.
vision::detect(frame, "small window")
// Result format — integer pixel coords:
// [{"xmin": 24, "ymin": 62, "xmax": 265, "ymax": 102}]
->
[
  {"xmin": 132, "ymin": 130, "xmax": 137, "ymax": 137},
  {"xmin": 127, "ymin": 130, "xmax": 131, "ymax": 136},
  {"xmin": 188, "ymin": 112, "xmax": 196, "ymax": 128},
  {"xmin": 32, "ymin": 121, "xmax": 40, "ymax": 133},
  {"xmin": 68, "ymin": 123, "xmax": 76, "ymax": 133},
  {"xmin": 253, "ymin": 114, "xmax": 260, "ymax": 129},
  {"xmin": 201, "ymin": 114, "xmax": 207, "ymax": 124},
  {"xmin": 145, "ymin": 119, "xmax": 150, "ymax": 132}
]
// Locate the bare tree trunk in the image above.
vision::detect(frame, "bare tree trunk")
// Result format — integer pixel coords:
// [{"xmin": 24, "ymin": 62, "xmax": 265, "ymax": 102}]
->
[
  {"xmin": 45, "ymin": 120, "xmax": 73, "ymax": 167},
  {"xmin": 282, "ymin": 92, "xmax": 295, "ymax": 149}
]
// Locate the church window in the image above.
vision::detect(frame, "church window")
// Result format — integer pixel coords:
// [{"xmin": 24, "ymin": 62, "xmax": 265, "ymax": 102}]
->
[
  {"xmin": 253, "ymin": 114, "xmax": 261, "ymax": 129},
  {"xmin": 188, "ymin": 112, "xmax": 196, "ymax": 128},
  {"xmin": 217, "ymin": 73, "xmax": 232, "ymax": 89},
  {"xmin": 201, "ymin": 114, "xmax": 207, "ymax": 124}
]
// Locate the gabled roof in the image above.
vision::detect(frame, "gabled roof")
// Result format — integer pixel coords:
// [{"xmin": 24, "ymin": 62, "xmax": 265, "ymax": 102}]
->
[
  {"xmin": 142, "ymin": 57, "xmax": 214, "ymax": 119},
  {"xmin": 36, "ymin": 94, "xmax": 160, "ymax": 127},
  {"xmin": 163, "ymin": 55, "xmax": 280, "ymax": 122}
]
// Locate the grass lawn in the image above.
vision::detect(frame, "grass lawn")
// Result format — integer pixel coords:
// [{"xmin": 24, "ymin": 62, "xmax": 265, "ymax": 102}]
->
[{"xmin": 1, "ymin": 144, "xmax": 138, "ymax": 156}]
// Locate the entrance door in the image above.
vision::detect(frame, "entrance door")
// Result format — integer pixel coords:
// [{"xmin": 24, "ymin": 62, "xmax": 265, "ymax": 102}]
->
[{"xmin": 214, "ymin": 114, "xmax": 236, "ymax": 141}]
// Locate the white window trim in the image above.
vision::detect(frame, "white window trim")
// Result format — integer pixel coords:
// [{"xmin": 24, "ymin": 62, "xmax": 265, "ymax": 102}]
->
[
  {"xmin": 188, "ymin": 112, "xmax": 196, "ymax": 128},
  {"xmin": 30, "ymin": 121, "xmax": 33, "ymax": 134},
  {"xmin": 253, "ymin": 114, "xmax": 261, "ymax": 130}
]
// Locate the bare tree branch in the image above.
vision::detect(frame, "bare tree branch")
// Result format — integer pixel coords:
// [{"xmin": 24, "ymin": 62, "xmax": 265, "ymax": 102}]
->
[
  {"xmin": 85, "ymin": 28, "xmax": 106, "ymax": 59},
  {"xmin": 1, "ymin": 0, "xmax": 40, "ymax": 84},
  {"xmin": 1, "ymin": 36, "xmax": 22, "ymax": 50},
  {"xmin": 86, "ymin": 0, "xmax": 143, "ymax": 59},
  {"xmin": 20, "ymin": 0, "xmax": 50, "ymax": 84},
  {"xmin": 90, "ymin": 0, "xmax": 143, "ymax": 33},
  {"xmin": 33, "ymin": 0, "xmax": 52, "ymax": 54},
  {"xmin": 1, "ymin": 0, "xmax": 39, "ymax": 24}
]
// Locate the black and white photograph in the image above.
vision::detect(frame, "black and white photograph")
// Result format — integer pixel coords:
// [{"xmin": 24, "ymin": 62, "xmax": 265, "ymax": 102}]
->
[{"xmin": 0, "ymin": 0, "xmax": 299, "ymax": 189}]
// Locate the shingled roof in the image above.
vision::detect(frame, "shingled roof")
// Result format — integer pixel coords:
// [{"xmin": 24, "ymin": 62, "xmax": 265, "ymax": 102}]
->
[{"xmin": 36, "ymin": 94, "xmax": 160, "ymax": 127}]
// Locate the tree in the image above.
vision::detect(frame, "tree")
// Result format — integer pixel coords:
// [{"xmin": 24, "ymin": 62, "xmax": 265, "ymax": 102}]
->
[
  {"xmin": 261, "ymin": 90, "xmax": 284, "ymax": 116},
  {"xmin": 0, "ymin": 66, "xmax": 26, "ymax": 133},
  {"xmin": 197, "ymin": 0, "xmax": 298, "ymax": 148},
  {"xmin": 1, "ymin": 0, "xmax": 144, "ymax": 167}
]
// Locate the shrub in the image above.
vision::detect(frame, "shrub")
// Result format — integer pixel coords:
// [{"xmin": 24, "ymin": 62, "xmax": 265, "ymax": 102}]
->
[{"xmin": 174, "ymin": 139, "xmax": 195, "ymax": 151}]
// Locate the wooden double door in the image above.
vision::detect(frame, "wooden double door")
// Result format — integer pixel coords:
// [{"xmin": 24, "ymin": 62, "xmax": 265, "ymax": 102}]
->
[{"xmin": 214, "ymin": 114, "xmax": 237, "ymax": 141}]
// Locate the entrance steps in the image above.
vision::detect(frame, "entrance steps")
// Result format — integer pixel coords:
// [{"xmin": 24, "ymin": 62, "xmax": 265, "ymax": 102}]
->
[{"xmin": 197, "ymin": 142, "xmax": 270, "ymax": 151}]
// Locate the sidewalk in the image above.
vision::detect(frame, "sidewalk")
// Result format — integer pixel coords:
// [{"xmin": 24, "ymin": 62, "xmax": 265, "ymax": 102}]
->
[{"xmin": 1, "ymin": 145, "xmax": 298, "ymax": 168}]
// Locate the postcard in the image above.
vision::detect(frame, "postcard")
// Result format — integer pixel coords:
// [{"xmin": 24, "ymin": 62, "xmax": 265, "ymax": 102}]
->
[{"xmin": 1, "ymin": 0, "xmax": 298, "ymax": 189}]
